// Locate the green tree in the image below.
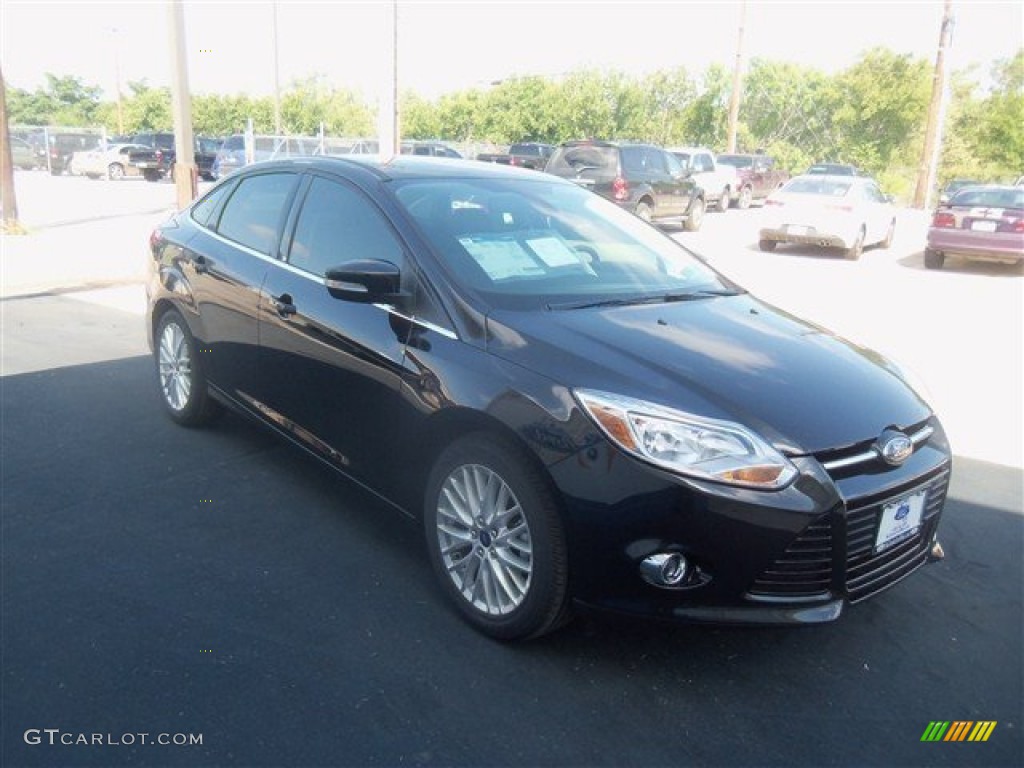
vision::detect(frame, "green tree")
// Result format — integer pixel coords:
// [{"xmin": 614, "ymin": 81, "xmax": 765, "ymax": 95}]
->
[
  {"xmin": 973, "ymin": 50, "xmax": 1024, "ymax": 171},
  {"xmin": 5, "ymin": 74, "xmax": 103, "ymax": 127},
  {"xmin": 682, "ymin": 64, "xmax": 729, "ymax": 149},
  {"xmin": 830, "ymin": 48, "xmax": 930, "ymax": 174},
  {"xmin": 121, "ymin": 81, "xmax": 171, "ymax": 132}
]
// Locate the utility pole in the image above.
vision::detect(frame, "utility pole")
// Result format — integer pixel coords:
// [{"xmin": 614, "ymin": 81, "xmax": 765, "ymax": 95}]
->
[
  {"xmin": 0, "ymin": 64, "xmax": 20, "ymax": 231},
  {"xmin": 167, "ymin": 0, "xmax": 196, "ymax": 209},
  {"xmin": 109, "ymin": 27, "xmax": 125, "ymax": 135},
  {"xmin": 726, "ymin": 0, "xmax": 747, "ymax": 153},
  {"xmin": 913, "ymin": 0, "xmax": 954, "ymax": 209},
  {"xmin": 272, "ymin": 2, "xmax": 282, "ymax": 135},
  {"xmin": 378, "ymin": 0, "xmax": 399, "ymax": 161}
]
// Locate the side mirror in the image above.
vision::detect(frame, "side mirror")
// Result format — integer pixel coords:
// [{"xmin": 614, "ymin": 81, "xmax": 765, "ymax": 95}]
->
[{"xmin": 325, "ymin": 259, "xmax": 405, "ymax": 304}]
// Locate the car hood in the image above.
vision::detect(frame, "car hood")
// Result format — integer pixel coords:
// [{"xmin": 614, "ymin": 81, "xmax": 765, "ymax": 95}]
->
[{"xmin": 485, "ymin": 294, "xmax": 930, "ymax": 455}]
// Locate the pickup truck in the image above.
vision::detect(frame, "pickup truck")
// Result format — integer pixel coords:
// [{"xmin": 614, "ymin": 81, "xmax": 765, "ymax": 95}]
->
[
  {"xmin": 667, "ymin": 147, "xmax": 739, "ymax": 213},
  {"xmin": 128, "ymin": 133, "xmax": 221, "ymax": 181},
  {"xmin": 476, "ymin": 142, "xmax": 555, "ymax": 170},
  {"xmin": 716, "ymin": 153, "xmax": 790, "ymax": 208}
]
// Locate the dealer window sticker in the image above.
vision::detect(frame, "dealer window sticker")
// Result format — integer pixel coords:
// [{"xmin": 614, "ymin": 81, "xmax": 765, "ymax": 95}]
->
[{"xmin": 459, "ymin": 235, "xmax": 544, "ymax": 281}]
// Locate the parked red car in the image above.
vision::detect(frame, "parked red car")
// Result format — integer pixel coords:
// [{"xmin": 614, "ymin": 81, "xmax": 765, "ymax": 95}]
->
[{"xmin": 924, "ymin": 185, "xmax": 1024, "ymax": 269}]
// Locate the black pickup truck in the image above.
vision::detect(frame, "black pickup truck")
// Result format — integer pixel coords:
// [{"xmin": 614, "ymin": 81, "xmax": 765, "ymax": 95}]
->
[
  {"xmin": 476, "ymin": 142, "xmax": 555, "ymax": 170},
  {"xmin": 128, "ymin": 133, "xmax": 221, "ymax": 181}
]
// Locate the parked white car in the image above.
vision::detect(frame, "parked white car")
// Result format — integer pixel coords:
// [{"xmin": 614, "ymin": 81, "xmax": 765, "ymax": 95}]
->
[
  {"xmin": 758, "ymin": 174, "xmax": 897, "ymax": 260},
  {"xmin": 68, "ymin": 143, "xmax": 149, "ymax": 180},
  {"xmin": 667, "ymin": 147, "xmax": 739, "ymax": 213}
]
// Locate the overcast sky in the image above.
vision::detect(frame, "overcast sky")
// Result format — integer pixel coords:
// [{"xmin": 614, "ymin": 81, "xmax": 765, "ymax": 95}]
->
[{"xmin": 2, "ymin": 1, "xmax": 1021, "ymax": 101}]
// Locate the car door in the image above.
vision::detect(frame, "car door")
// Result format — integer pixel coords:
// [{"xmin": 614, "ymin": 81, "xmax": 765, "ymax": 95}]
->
[
  {"xmin": 186, "ymin": 171, "xmax": 300, "ymax": 401},
  {"xmin": 256, "ymin": 173, "xmax": 414, "ymax": 489},
  {"xmin": 662, "ymin": 149, "xmax": 694, "ymax": 215}
]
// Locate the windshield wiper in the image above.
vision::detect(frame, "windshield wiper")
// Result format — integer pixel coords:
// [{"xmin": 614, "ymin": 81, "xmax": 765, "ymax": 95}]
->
[{"xmin": 549, "ymin": 288, "xmax": 743, "ymax": 311}]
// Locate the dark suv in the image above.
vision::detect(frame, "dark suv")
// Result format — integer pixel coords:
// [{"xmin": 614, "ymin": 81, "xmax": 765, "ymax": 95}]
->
[{"xmin": 545, "ymin": 140, "xmax": 704, "ymax": 230}]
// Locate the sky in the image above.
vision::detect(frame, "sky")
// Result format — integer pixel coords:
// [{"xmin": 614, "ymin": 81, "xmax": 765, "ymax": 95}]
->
[{"xmin": 1, "ymin": 1, "xmax": 1022, "ymax": 103}]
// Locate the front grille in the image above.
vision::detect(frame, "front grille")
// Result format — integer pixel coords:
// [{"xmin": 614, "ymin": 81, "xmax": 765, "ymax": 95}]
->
[
  {"xmin": 747, "ymin": 466, "xmax": 950, "ymax": 604},
  {"xmin": 845, "ymin": 467, "xmax": 949, "ymax": 602},
  {"xmin": 749, "ymin": 518, "xmax": 833, "ymax": 600}
]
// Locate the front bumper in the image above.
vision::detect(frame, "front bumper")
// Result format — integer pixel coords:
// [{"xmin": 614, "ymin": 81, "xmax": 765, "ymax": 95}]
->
[{"xmin": 549, "ymin": 417, "xmax": 951, "ymax": 625}]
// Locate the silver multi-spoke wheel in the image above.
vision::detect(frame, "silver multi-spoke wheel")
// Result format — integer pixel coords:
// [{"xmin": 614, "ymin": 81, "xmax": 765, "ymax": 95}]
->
[
  {"xmin": 425, "ymin": 435, "xmax": 569, "ymax": 639},
  {"xmin": 436, "ymin": 464, "xmax": 533, "ymax": 616},
  {"xmin": 158, "ymin": 320, "xmax": 193, "ymax": 412}
]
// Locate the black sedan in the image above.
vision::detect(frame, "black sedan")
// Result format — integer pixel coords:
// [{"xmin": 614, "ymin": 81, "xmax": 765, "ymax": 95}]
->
[{"xmin": 146, "ymin": 157, "xmax": 951, "ymax": 640}]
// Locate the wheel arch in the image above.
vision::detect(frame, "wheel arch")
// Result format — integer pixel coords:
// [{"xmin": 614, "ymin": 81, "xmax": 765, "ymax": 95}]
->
[{"xmin": 409, "ymin": 405, "xmax": 569, "ymax": 524}]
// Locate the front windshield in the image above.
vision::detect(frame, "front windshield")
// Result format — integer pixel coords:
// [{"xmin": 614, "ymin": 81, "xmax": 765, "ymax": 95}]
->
[{"xmin": 393, "ymin": 177, "xmax": 730, "ymax": 309}]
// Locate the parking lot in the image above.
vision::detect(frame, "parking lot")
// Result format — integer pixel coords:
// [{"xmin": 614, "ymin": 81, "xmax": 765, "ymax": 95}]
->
[{"xmin": 2, "ymin": 172, "xmax": 1022, "ymax": 767}]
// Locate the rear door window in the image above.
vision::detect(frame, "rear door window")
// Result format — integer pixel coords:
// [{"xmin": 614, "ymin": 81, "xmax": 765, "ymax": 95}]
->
[{"xmin": 216, "ymin": 173, "xmax": 297, "ymax": 255}]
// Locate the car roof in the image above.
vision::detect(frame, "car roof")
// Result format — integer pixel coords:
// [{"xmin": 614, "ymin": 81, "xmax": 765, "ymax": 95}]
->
[
  {"xmin": 232, "ymin": 155, "xmax": 571, "ymax": 183},
  {"xmin": 557, "ymin": 140, "xmax": 656, "ymax": 149},
  {"xmin": 666, "ymin": 146, "xmax": 710, "ymax": 154}
]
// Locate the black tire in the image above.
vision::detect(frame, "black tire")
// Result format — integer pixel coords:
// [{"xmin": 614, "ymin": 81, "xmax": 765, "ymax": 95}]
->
[
  {"xmin": 424, "ymin": 434, "xmax": 570, "ymax": 641},
  {"xmin": 634, "ymin": 200, "xmax": 653, "ymax": 223},
  {"xmin": 49, "ymin": 166, "xmax": 62, "ymax": 176},
  {"xmin": 881, "ymin": 218, "xmax": 896, "ymax": 249},
  {"xmin": 716, "ymin": 188, "xmax": 730, "ymax": 213},
  {"xmin": 758, "ymin": 239, "xmax": 777, "ymax": 252},
  {"xmin": 844, "ymin": 227, "xmax": 865, "ymax": 261},
  {"xmin": 683, "ymin": 196, "xmax": 705, "ymax": 232},
  {"xmin": 736, "ymin": 185, "xmax": 753, "ymax": 210},
  {"xmin": 154, "ymin": 309, "xmax": 222, "ymax": 427},
  {"xmin": 108, "ymin": 162, "xmax": 124, "ymax": 180},
  {"xmin": 924, "ymin": 249, "xmax": 945, "ymax": 270},
  {"xmin": 143, "ymin": 169, "xmax": 162, "ymax": 182}
]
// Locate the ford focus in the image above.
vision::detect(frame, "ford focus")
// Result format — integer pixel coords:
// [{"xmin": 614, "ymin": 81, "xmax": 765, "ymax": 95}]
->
[{"xmin": 146, "ymin": 157, "xmax": 950, "ymax": 640}]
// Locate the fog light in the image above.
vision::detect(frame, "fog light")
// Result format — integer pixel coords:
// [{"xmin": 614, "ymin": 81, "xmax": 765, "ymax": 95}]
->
[
  {"xmin": 640, "ymin": 553, "xmax": 689, "ymax": 587},
  {"xmin": 928, "ymin": 539, "xmax": 945, "ymax": 562}
]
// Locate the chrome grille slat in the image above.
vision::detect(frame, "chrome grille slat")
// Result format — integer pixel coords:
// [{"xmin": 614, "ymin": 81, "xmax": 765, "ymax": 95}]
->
[{"xmin": 821, "ymin": 422, "xmax": 935, "ymax": 473}]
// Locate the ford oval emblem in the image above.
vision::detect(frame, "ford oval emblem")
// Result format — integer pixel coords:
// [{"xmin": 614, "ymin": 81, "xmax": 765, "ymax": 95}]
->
[
  {"xmin": 895, "ymin": 502, "xmax": 910, "ymax": 521},
  {"xmin": 878, "ymin": 430, "xmax": 913, "ymax": 466}
]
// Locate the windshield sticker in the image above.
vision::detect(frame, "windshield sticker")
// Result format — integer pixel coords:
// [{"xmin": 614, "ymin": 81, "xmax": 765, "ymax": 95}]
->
[
  {"xmin": 459, "ymin": 236, "xmax": 544, "ymax": 281},
  {"xmin": 524, "ymin": 236, "xmax": 581, "ymax": 268}
]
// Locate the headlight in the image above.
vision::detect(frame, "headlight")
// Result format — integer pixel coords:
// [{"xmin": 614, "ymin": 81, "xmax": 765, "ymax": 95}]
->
[{"xmin": 575, "ymin": 390, "xmax": 797, "ymax": 490}]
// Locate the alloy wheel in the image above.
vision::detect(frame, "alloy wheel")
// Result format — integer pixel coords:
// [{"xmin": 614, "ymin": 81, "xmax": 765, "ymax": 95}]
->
[
  {"xmin": 435, "ymin": 464, "xmax": 533, "ymax": 616},
  {"xmin": 158, "ymin": 320, "xmax": 193, "ymax": 412}
]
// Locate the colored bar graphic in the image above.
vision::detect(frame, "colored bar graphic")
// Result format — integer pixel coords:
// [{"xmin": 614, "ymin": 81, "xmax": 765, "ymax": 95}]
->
[
  {"xmin": 922, "ymin": 721, "xmax": 997, "ymax": 742},
  {"xmin": 968, "ymin": 722, "xmax": 997, "ymax": 742},
  {"xmin": 921, "ymin": 722, "xmax": 949, "ymax": 741},
  {"xmin": 944, "ymin": 721, "xmax": 973, "ymax": 741}
]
